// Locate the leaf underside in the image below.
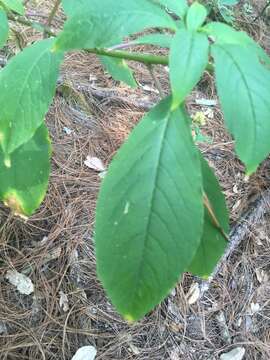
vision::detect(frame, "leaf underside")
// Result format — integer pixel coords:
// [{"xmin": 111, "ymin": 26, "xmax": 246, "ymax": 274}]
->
[{"xmin": 188, "ymin": 154, "xmax": 229, "ymax": 278}]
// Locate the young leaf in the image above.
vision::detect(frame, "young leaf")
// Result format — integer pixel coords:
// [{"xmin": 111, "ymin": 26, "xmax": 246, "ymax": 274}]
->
[
  {"xmin": 55, "ymin": 0, "xmax": 177, "ymax": 52},
  {"xmin": 95, "ymin": 97, "xmax": 204, "ymax": 321},
  {"xmin": 1, "ymin": 0, "xmax": 24, "ymax": 15},
  {"xmin": 188, "ymin": 154, "xmax": 229, "ymax": 278},
  {"xmin": 212, "ymin": 44, "xmax": 270, "ymax": 174},
  {"xmin": 203, "ymin": 22, "xmax": 270, "ymax": 67},
  {"xmin": 186, "ymin": 2, "xmax": 207, "ymax": 31},
  {"xmin": 0, "ymin": 124, "xmax": 51, "ymax": 217},
  {"xmin": 100, "ymin": 56, "xmax": 137, "ymax": 88},
  {"xmin": 0, "ymin": 39, "xmax": 63, "ymax": 155},
  {"xmin": 0, "ymin": 9, "xmax": 8, "ymax": 49},
  {"xmin": 134, "ymin": 33, "xmax": 173, "ymax": 48},
  {"xmin": 154, "ymin": 0, "xmax": 188, "ymax": 18},
  {"xmin": 169, "ymin": 29, "xmax": 209, "ymax": 109}
]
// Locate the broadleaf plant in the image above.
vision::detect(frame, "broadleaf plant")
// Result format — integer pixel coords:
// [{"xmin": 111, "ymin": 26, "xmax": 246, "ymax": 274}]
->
[{"xmin": 0, "ymin": 0, "xmax": 270, "ymax": 320}]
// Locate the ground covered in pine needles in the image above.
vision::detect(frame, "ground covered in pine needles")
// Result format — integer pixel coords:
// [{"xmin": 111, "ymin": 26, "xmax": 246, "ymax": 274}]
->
[{"xmin": 0, "ymin": 1, "xmax": 270, "ymax": 359}]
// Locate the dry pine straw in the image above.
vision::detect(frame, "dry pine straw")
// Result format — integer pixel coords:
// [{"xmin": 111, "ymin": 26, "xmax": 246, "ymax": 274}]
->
[{"xmin": 0, "ymin": 1, "xmax": 270, "ymax": 359}]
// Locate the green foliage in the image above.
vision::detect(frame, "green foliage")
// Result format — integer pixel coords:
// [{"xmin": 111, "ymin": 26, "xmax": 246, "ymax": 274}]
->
[
  {"xmin": 0, "ymin": 9, "xmax": 8, "ymax": 49},
  {"xmin": 0, "ymin": 39, "xmax": 62, "ymax": 155},
  {"xmin": 186, "ymin": 2, "xmax": 208, "ymax": 31},
  {"xmin": 170, "ymin": 29, "xmax": 209, "ymax": 108},
  {"xmin": 212, "ymin": 43, "xmax": 270, "ymax": 174},
  {"xmin": 1, "ymin": 0, "xmax": 270, "ymax": 321},
  {"xmin": 0, "ymin": 124, "xmax": 51, "ymax": 217},
  {"xmin": 188, "ymin": 154, "xmax": 229, "ymax": 278},
  {"xmin": 55, "ymin": 0, "xmax": 177, "ymax": 51},
  {"xmin": 95, "ymin": 97, "xmax": 204, "ymax": 321},
  {"xmin": 100, "ymin": 56, "xmax": 137, "ymax": 88},
  {"xmin": 1, "ymin": 0, "xmax": 24, "ymax": 15}
]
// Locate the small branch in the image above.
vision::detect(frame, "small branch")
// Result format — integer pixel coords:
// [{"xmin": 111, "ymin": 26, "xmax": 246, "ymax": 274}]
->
[
  {"xmin": 253, "ymin": 1, "xmax": 270, "ymax": 22},
  {"xmin": 147, "ymin": 64, "xmax": 165, "ymax": 98},
  {"xmin": 7, "ymin": 12, "xmax": 56, "ymax": 37},
  {"xmin": 46, "ymin": 0, "xmax": 61, "ymax": 27}
]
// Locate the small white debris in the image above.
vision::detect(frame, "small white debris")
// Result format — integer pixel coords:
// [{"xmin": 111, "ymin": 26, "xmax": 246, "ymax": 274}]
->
[
  {"xmin": 59, "ymin": 291, "xmax": 69, "ymax": 312},
  {"xmin": 220, "ymin": 347, "xmax": 245, "ymax": 360},
  {"xmin": 5, "ymin": 270, "xmax": 34, "ymax": 295},
  {"xmin": 84, "ymin": 156, "xmax": 106, "ymax": 172},
  {"xmin": 195, "ymin": 98, "xmax": 218, "ymax": 106},
  {"xmin": 255, "ymin": 269, "xmax": 269, "ymax": 284},
  {"xmin": 98, "ymin": 170, "xmax": 107, "ymax": 179},
  {"xmin": 249, "ymin": 302, "xmax": 260, "ymax": 315},
  {"xmin": 140, "ymin": 84, "xmax": 159, "ymax": 94},
  {"xmin": 170, "ymin": 348, "xmax": 180, "ymax": 360},
  {"xmin": 63, "ymin": 127, "xmax": 73, "ymax": 135},
  {"xmin": 186, "ymin": 282, "xmax": 200, "ymax": 305},
  {"xmin": 129, "ymin": 343, "xmax": 140, "ymax": 355},
  {"xmin": 71, "ymin": 346, "xmax": 97, "ymax": 360},
  {"xmin": 124, "ymin": 202, "xmax": 130, "ymax": 215}
]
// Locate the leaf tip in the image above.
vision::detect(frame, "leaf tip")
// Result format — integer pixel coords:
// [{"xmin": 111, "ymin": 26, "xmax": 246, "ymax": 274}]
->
[{"xmin": 123, "ymin": 313, "xmax": 135, "ymax": 324}]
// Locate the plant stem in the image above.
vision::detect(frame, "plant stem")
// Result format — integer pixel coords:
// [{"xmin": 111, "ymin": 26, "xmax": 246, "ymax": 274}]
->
[
  {"xmin": 86, "ymin": 48, "xmax": 169, "ymax": 65},
  {"xmin": 147, "ymin": 64, "xmax": 165, "ymax": 98},
  {"xmin": 47, "ymin": 0, "xmax": 61, "ymax": 27},
  {"xmin": 7, "ymin": 13, "xmax": 56, "ymax": 37}
]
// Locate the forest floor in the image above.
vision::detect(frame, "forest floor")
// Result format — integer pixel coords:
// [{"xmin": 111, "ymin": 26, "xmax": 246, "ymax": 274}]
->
[{"xmin": 0, "ymin": 1, "xmax": 270, "ymax": 359}]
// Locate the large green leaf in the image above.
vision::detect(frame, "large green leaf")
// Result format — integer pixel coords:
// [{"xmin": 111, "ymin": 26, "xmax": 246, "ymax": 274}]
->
[
  {"xmin": 95, "ymin": 97, "xmax": 204, "ymax": 321},
  {"xmin": 188, "ymin": 154, "xmax": 229, "ymax": 278},
  {"xmin": 55, "ymin": 0, "xmax": 177, "ymax": 51},
  {"xmin": 212, "ymin": 44, "xmax": 270, "ymax": 174},
  {"xmin": 0, "ymin": 123, "xmax": 51, "ymax": 217},
  {"xmin": 0, "ymin": 9, "xmax": 8, "ymax": 49},
  {"xmin": 0, "ymin": 39, "xmax": 63, "ymax": 155},
  {"xmin": 1, "ymin": 0, "xmax": 24, "ymax": 15},
  {"xmin": 203, "ymin": 22, "xmax": 270, "ymax": 67},
  {"xmin": 169, "ymin": 29, "xmax": 209, "ymax": 109},
  {"xmin": 186, "ymin": 2, "xmax": 207, "ymax": 31},
  {"xmin": 100, "ymin": 56, "xmax": 137, "ymax": 88}
]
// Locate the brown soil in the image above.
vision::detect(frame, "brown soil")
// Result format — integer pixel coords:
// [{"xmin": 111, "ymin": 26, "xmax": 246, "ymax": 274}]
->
[{"xmin": 0, "ymin": 1, "xmax": 270, "ymax": 359}]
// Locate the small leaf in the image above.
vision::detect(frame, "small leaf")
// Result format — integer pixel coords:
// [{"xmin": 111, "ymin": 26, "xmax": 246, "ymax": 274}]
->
[
  {"xmin": 55, "ymin": 0, "xmax": 177, "ymax": 52},
  {"xmin": 0, "ymin": 124, "xmax": 51, "ymax": 217},
  {"xmin": 170, "ymin": 28, "xmax": 209, "ymax": 108},
  {"xmin": 1, "ymin": 0, "xmax": 24, "ymax": 15},
  {"xmin": 100, "ymin": 56, "xmax": 137, "ymax": 88},
  {"xmin": 188, "ymin": 154, "xmax": 229, "ymax": 278},
  {"xmin": 0, "ymin": 39, "xmax": 63, "ymax": 154},
  {"xmin": 0, "ymin": 9, "xmax": 8, "ymax": 49},
  {"xmin": 134, "ymin": 33, "xmax": 173, "ymax": 48},
  {"xmin": 95, "ymin": 97, "xmax": 204, "ymax": 321},
  {"xmin": 186, "ymin": 2, "xmax": 207, "ymax": 31},
  {"xmin": 212, "ymin": 44, "xmax": 270, "ymax": 173}
]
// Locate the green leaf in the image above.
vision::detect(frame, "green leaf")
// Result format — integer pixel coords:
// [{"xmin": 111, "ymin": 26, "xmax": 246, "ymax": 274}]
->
[
  {"xmin": 154, "ymin": 0, "xmax": 188, "ymax": 18},
  {"xmin": 0, "ymin": 123, "xmax": 51, "ymax": 217},
  {"xmin": 169, "ymin": 29, "xmax": 209, "ymax": 109},
  {"xmin": 0, "ymin": 39, "xmax": 63, "ymax": 155},
  {"xmin": 100, "ymin": 56, "xmax": 137, "ymax": 88},
  {"xmin": 95, "ymin": 97, "xmax": 204, "ymax": 321},
  {"xmin": 55, "ymin": 0, "xmax": 177, "ymax": 52},
  {"xmin": 0, "ymin": 9, "xmax": 8, "ymax": 49},
  {"xmin": 186, "ymin": 2, "xmax": 207, "ymax": 31},
  {"xmin": 212, "ymin": 44, "xmax": 270, "ymax": 174},
  {"xmin": 1, "ymin": 0, "xmax": 24, "ymax": 15},
  {"xmin": 188, "ymin": 154, "xmax": 229, "ymax": 278},
  {"xmin": 134, "ymin": 33, "xmax": 173, "ymax": 48},
  {"xmin": 203, "ymin": 22, "xmax": 270, "ymax": 67}
]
